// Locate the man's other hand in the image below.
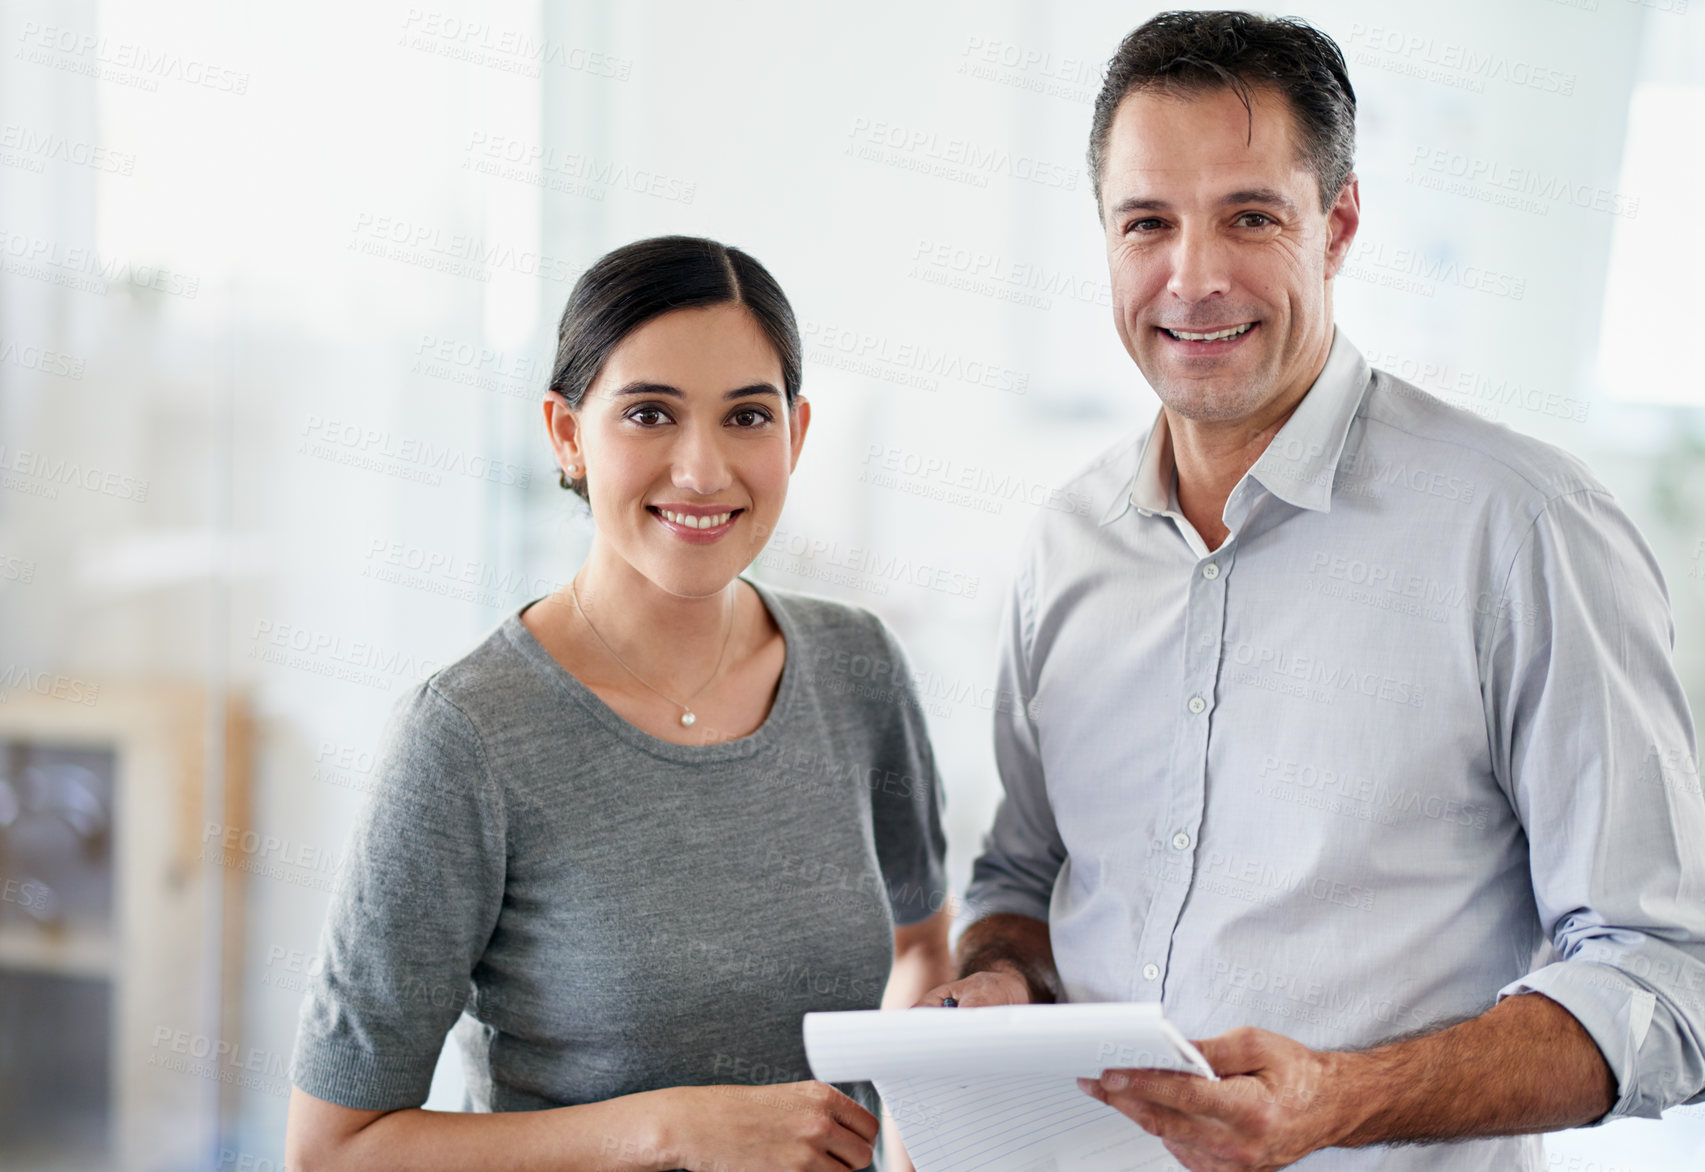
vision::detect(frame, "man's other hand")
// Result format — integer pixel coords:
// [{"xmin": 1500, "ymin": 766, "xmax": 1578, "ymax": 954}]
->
[{"xmin": 1077, "ymin": 1026, "xmax": 1356, "ymax": 1172}]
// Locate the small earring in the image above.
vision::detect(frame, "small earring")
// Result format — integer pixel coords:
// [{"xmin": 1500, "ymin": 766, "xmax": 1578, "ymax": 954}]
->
[{"xmin": 566, "ymin": 464, "xmax": 580, "ymax": 477}]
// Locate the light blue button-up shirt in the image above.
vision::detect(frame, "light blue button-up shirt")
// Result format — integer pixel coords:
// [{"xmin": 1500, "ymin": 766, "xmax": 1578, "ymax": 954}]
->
[{"xmin": 965, "ymin": 330, "xmax": 1705, "ymax": 1170}]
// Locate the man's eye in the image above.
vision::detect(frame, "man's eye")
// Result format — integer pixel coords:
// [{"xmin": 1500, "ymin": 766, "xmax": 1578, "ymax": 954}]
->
[
  {"xmin": 1126, "ymin": 218, "xmax": 1164, "ymax": 234},
  {"xmin": 1238, "ymin": 212, "xmax": 1275, "ymax": 228}
]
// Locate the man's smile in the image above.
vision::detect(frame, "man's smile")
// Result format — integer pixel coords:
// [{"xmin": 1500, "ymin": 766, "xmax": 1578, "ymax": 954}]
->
[{"xmin": 1156, "ymin": 321, "xmax": 1260, "ymax": 352}]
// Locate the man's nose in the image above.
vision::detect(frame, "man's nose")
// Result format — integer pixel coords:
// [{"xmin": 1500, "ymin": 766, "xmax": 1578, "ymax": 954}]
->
[
  {"xmin": 671, "ymin": 422, "xmax": 733, "ymax": 495},
  {"xmin": 1165, "ymin": 225, "xmax": 1234, "ymax": 304}
]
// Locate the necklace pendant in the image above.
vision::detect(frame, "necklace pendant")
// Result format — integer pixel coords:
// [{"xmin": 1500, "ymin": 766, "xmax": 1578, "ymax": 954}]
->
[{"xmin": 680, "ymin": 711, "xmax": 696, "ymax": 727}]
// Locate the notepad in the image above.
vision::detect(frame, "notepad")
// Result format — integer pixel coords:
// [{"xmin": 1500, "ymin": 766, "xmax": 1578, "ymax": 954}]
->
[{"xmin": 804, "ymin": 1003, "xmax": 1213, "ymax": 1172}]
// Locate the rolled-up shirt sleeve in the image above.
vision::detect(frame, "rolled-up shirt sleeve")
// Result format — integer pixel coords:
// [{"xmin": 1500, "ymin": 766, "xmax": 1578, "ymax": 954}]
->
[
  {"xmin": 1484, "ymin": 486, "xmax": 1705, "ymax": 1120},
  {"xmin": 964, "ymin": 552, "xmax": 1067, "ymax": 927}
]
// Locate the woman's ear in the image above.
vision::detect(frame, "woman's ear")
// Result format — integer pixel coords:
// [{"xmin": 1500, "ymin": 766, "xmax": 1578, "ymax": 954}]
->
[
  {"xmin": 543, "ymin": 392, "xmax": 585, "ymax": 478},
  {"xmin": 788, "ymin": 395, "xmax": 811, "ymax": 473}
]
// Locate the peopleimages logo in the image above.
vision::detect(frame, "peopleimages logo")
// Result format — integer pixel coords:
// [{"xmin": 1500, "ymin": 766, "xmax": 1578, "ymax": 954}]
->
[
  {"xmin": 348, "ymin": 212, "xmax": 581, "ymax": 284},
  {"xmin": 802, "ymin": 319, "xmax": 1029, "ymax": 395},
  {"xmin": 297, "ymin": 414, "xmax": 531, "ymax": 489},
  {"xmin": 0, "ymin": 124, "xmax": 136, "ymax": 174},
  {"xmin": 860, "ymin": 442, "xmax": 1092, "ymax": 517},
  {"xmin": 1346, "ymin": 24, "xmax": 1576, "ymax": 96},
  {"xmin": 247, "ymin": 618, "xmax": 445, "ymax": 693},
  {"xmin": 909, "ymin": 238, "xmax": 1112, "ymax": 309},
  {"xmin": 846, "ymin": 117, "xmax": 1078, "ymax": 191},
  {"xmin": 14, "ymin": 21, "xmax": 251, "ymax": 94},
  {"xmin": 1406, "ymin": 146, "xmax": 1639, "ymax": 220},
  {"xmin": 0, "ymin": 229, "xmax": 200, "ymax": 298},
  {"xmin": 0, "ymin": 444, "xmax": 149, "ymax": 502},
  {"xmin": 955, "ymin": 35, "xmax": 1102, "ymax": 105},
  {"xmin": 464, "ymin": 132, "xmax": 696, "ymax": 204},
  {"xmin": 0, "ymin": 338, "xmax": 85, "ymax": 378},
  {"xmin": 0, "ymin": 667, "xmax": 100, "ymax": 706},
  {"xmin": 398, "ymin": 9, "xmax": 633, "ymax": 80},
  {"xmin": 764, "ymin": 526, "xmax": 979, "ymax": 596},
  {"xmin": 361, "ymin": 535, "xmax": 562, "ymax": 608}
]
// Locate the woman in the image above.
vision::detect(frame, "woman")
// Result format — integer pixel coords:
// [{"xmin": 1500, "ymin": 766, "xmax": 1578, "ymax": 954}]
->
[{"xmin": 285, "ymin": 236, "xmax": 953, "ymax": 1171}]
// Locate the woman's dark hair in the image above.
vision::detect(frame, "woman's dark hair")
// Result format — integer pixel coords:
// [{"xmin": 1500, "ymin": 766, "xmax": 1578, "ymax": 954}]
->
[
  {"xmin": 547, "ymin": 235, "xmax": 802, "ymax": 498},
  {"xmin": 1088, "ymin": 11, "xmax": 1357, "ymax": 215}
]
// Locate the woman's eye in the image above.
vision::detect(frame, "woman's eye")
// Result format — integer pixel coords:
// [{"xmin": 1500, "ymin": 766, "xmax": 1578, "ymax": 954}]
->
[
  {"xmin": 627, "ymin": 406, "xmax": 669, "ymax": 426},
  {"xmin": 730, "ymin": 407, "xmax": 772, "ymax": 428}
]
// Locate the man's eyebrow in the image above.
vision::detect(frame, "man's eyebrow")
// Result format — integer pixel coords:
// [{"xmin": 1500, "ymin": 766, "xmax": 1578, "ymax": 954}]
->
[
  {"xmin": 1111, "ymin": 196, "xmax": 1172, "ymax": 217},
  {"xmin": 1222, "ymin": 187, "xmax": 1298, "ymax": 215},
  {"xmin": 1109, "ymin": 188, "xmax": 1300, "ymax": 218}
]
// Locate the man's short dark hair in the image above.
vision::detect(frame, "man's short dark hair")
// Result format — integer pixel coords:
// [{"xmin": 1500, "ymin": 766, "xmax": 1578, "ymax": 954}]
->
[{"xmin": 1088, "ymin": 10, "xmax": 1356, "ymax": 214}]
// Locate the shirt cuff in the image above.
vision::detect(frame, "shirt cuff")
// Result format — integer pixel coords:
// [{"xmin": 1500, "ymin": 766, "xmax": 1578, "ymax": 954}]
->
[{"xmin": 1496, "ymin": 960, "xmax": 1659, "ymax": 1122}]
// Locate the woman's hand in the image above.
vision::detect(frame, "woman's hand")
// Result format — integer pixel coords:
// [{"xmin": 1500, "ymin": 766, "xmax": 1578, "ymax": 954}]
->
[{"xmin": 656, "ymin": 1080, "xmax": 879, "ymax": 1171}]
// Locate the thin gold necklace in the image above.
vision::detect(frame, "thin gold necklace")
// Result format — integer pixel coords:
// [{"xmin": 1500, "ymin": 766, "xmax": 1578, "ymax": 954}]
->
[{"xmin": 569, "ymin": 576, "xmax": 734, "ymax": 727}]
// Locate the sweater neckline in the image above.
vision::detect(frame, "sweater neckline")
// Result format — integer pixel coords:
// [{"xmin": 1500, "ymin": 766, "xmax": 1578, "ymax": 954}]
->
[{"xmin": 502, "ymin": 576, "xmax": 796, "ymax": 764}]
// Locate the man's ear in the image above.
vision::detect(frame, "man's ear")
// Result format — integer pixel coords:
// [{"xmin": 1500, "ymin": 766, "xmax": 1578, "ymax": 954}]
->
[{"xmin": 1323, "ymin": 174, "xmax": 1360, "ymax": 280}]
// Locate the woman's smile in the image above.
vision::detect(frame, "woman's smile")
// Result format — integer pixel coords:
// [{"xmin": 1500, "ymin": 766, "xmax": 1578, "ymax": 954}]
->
[{"xmin": 649, "ymin": 503, "xmax": 745, "ymax": 543}]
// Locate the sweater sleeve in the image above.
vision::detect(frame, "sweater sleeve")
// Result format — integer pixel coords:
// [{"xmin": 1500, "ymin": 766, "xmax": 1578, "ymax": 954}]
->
[
  {"xmin": 289, "ymin": 681, "xmax": 508, "ymax": 1110},
  {"xmin": 862, "ymin": 617, "xmax": 950, "ymax": 927}
]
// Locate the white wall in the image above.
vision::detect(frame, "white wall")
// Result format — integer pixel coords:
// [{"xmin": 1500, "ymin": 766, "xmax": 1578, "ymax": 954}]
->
[{"xmin": 2, "ymin": 1, "xmax": 1701, "ymax": 1168}]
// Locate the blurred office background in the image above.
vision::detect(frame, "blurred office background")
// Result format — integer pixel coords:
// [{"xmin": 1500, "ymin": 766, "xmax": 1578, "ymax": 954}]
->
[{"xmin": 1, "ymin": 0, "xmax": 1702, "ymax": 1167}]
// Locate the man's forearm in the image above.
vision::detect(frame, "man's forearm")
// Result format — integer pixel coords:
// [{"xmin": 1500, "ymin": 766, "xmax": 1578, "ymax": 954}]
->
[
  {"xmin": 955, "ymin": 913, "xmax": 1062, "ymax": 1004},
  {"xmin": 1335, "ymin": 991, "xmax": 1617, "ymax": 1146}
]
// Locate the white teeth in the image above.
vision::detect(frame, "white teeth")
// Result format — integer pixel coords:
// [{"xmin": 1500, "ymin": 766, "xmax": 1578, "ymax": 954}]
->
[
  {"xmin": 1166, "ymin": 323, "xmax": 1253, "ymax": 342},
  {"xmin": 660, "ymin": 509, "xmax": 732, "ymax": 529}
]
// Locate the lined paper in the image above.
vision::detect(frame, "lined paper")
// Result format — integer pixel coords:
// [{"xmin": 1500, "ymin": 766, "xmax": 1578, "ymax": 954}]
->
[{"xmin": 804, "ymin": 1004, "xmax": 1213, "ymax": 1172}]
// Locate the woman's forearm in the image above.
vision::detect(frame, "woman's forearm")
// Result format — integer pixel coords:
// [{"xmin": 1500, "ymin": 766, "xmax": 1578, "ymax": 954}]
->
[
  {"xmin": 287, "ymin": 1086, "xmax": 677, "ymax": 1172},
  {"xmin": 880, "ymin": 907, "xmax": 957, "ymax": 1172},
  {"xmin": 883, "ymin": 906, "xmax": 956, "ymax": 1009}
]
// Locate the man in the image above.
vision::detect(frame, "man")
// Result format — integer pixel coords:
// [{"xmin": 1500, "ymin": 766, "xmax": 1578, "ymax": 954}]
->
[{"xmin": 923, "ymin": 11, "xmax": 1705, "ymax": 1171}]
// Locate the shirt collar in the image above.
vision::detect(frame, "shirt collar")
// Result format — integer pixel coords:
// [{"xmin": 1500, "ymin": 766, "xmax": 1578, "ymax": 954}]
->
[
  {"xmin": 1100, "ymin": 328, "xmax": 1372, "ymax": 526},
  {"xmin": 1101, "ymin": 407, "xmax": 1175, "ymax": 525}
]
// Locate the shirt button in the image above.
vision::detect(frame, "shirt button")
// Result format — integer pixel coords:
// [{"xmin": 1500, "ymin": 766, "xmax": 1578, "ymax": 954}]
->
[
  {"xmin": 1142, "ymin": 963, "xmax": 1160, "ymax": 981},
  {"xmin": 1202, "ymin": 563, "xmax": 1220, "ymax": 580},
  {"xmin": 1187, "ymin": 695, "xmax": 1206, "ymax": 714},
  {"xmin": 1172, "ymin": 832, "xmax": 1191, "ymax": 851}
]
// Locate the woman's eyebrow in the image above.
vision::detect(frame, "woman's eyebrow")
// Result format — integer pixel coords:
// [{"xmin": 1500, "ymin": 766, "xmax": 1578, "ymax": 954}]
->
[
  {"xmin": 610, "ymin": 381, "xmax": 682, "ymax": 398},
  {"xmin": 606, "ymin": 382, "xmax": 780, "ymax": 400}
]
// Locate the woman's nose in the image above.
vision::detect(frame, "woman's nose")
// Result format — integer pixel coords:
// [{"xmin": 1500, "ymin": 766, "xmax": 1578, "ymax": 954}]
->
[{"xmin": 670, "ymin": 423, "xmax": 733, "ymax": 495}]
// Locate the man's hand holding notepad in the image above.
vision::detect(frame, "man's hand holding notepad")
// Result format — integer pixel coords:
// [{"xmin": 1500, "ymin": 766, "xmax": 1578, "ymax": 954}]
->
[{"xmin": 804, "ymin": 1003, "xmax": 1214, "ymax": 1172}]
